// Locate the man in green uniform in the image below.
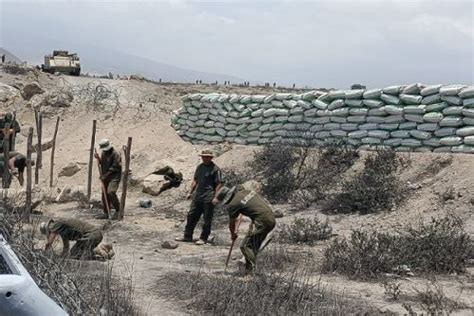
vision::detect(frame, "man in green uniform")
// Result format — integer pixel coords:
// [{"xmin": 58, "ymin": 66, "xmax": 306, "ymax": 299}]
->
[
  {"xmin": 0, "ymin": 112, "xmax": 21, "ymax": 150},
  {"xmin": 0, "ymin": 152, "xmax": 28, "ymax": 187},
  {"xmin": 214, "ymin": 185, "xmax": 276, "ymax": 274},
  {"xmin": 94, "ymin": 139, "xmax": 122, "ymax": 220},
  {"xmin": 40, "ymin": 218, "xmax": 103, "ymax": 259},
  {"xmin": 175, "ymin": 149, "xmax": 222, "ymax": 245}
]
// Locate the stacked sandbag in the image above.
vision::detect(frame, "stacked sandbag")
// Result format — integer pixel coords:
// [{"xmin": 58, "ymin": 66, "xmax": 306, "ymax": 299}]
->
[{"xmin": 171, "ymin": 84, "xmax": 474, "ymax": 153}]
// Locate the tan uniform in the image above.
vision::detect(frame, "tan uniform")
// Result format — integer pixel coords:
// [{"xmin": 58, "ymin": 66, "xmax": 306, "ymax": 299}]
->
[{"xmin": 227, "ymin": 188, "xmax": 276, "ymax": 271}]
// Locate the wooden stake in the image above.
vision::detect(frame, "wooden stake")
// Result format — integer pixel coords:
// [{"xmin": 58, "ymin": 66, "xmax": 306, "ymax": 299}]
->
[
  {"xmin": 34, "ymin": 111, "xmax": 42, "ymax": 185},
  {"xmin": 87, "ymin": 120, "xmax": 97, "ymax": 200},
  {"xmin": 225, "ymin": 214, "xmax": 243, "ymax": 270},
  {"xmin": 119, "ymin": 137, "xmax": 132, "ymax": 220},
  {"xmin": 2, "ymin": 123, "xmax": 10, "ymax": 188},
  {"xmin": 49, "ymin": 116, "xmax": 60, "ymax": 188},
  {"xmin": 25, "ymin": 127, "xmax": 33, "ymax": 218},
  {"xmin": 10, "ymin": 111, "xmax": 16, "ymax": 151}
]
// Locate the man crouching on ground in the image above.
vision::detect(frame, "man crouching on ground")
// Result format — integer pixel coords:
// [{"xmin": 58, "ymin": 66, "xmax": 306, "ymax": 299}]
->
[
  {"xmin": 40, "ymin": 218, "xmax": 103, "ymax": 260},
  {"xmin": 213, "ymin": 185, "xmax": 276, "ymax": 275}
]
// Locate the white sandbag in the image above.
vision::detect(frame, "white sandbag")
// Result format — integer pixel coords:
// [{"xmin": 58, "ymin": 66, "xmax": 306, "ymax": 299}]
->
[
  {"xmin": 331, "ymin": 116, "xmax": 347, "ymax": 123},
  {"xmin": 258, "ymin": 124, "xmax": 271, "ymax": 132},
  {"xmin": 368, "ymin": 130, "xmax": 390, "ymax": 139},
  {"xmin": 463, "ymin": 136, "xmax": 474, "ymax": 145},
  {"xmin": 400, "ymin": 94, "xmax": 422, "ymax": 105},
  {"xmin": 269, "ymin": 123, "xmax": 284, "ymax": 131},
  {"xmin": 310, "ymin": 117, "xmax": 331, "ymax": 124},
  {"xmin": 379, "ymin": 123, "xmax": 399, "ymax": 131},
  {"xmin": 384, "ymin": 115, "xmax": 405, "ymax": 124},
  {"xmin": 420, "ymin": 84, "xmax": 442, "ymax": 96},
  {"xmin": 262, "ymin": 117, "xmax": 275, "ymax": 124},
  {"xmin": 291, "ymin": 94, "xmax": 302, "ymax": 101},
  {"xmin": 283, "ymin": 100, "xmax": 298, "ymax": 109},
  {"xmin": 439, "ymin": 136, "xmax": 462, "ymax": 146},
  {"xmin": 332, "ymin": 108, "xmax": 349, "ymax": 116},
  {"xmin": 263, "ymin": 94, "xmax": 275, "ymax": 103},
  {"xmin": 249, "ymin": 116, "xmax": 263, "ymax": 124},
  {"xmin": 289, "ymin": 107, "xmax": 304, "ymax": 115},
  {"xmin": 248, "ymin": 130, "xmax": 262, "ymax": 137},
  {"xmin": 349, "ymin": 108, "xmax": 368, "ymax": 116},
  {"xmin": 362, "ymin": 137, "xmax": 382, "ymax": 144},
  {"xmin": 251, "ymin": 95, "xmax": 266, "ymax": 103},
  {"xmin": 304, "ymin": 109, "xmax": 318, "ymax": 117},
  {"xmin": 275, "ymin": 93, "xmax": 292, "ymax": 100},
  {"xmin": 187, "ymin": 107, "xmax": 199, "ymax": 115},
  {"xmin": 309, "ymin": 124, "xmax": 324, "ymax": 132},
  {"xmin": 366, "ymin": 116, "xmax": 386, "ymax": 123},
  {"xmin": 262, "ymin": 131, "xmax": 276, "ymax": 138},
  {"xmin": 227, "ymin": 130, "xmax": 238, "ymax": 137},
  {"xmin": 442, "ymin": 106, "xmax": 463, "ymax": 116},
  {"xmin": 363, "ymin": 89, "xmax": 382, "ymax": 99},
  {"xmin": 404, "ymin": 114, "xmax": 424, "ymax": 123},
  {"xmin": 345, "ymin": 89, "xmax": 365, "ymax": 99},
  {"xmin": 341, "ymin": 123, "xmax": 359, "ymax": 131},
  {"xmin": 421, "ymin": 94, "xmax": 442, "ymax": 105},
  {"xmin": 383, "ymin": 105, "xmax": 403, "ymax": 115},
  {"xmin": 288, "ymin": 115, "xmax": 304, "ymax": 123},
  {"xmin": 238, "ymin": 117, "xmax": 251, "ymax": 125},
  {"xmin": 271, "ymin": 100, "xmax": 284, "ymax": 108},
  {"xmin": 368, "ymin": 108, "xmax": 387, "ymax": 116},
  {"xmin": 240, "ymin": 108, "xmax": 252, "ymax": 117},
  {"xmin": 423, "ymin": 112, "xmax": 444, "ymax": 123},
  {"xmin": 463, "ymin": 117, "xmax": 474, "ymax": 125},
  {"xmin": 228, "ymin": 95, "xmax": 240, "ymax": 103},
  {"xmin": 439, "ymin": 117, "xmax": 463, "ymax": 127},
  {"xmin": 363, "ymin": 100, "xmax": 384, "ymax": 108},
  {"xmin": 402, "ymin": 83, "xmax": 422, "ymax": 95},
  {"xmin": 204, "ymin": 121, "xmax": 214, "ymax": 128},
  {"xmin": 463, "ymin": 98, "xmax": 474, "ymax": 107},
  {"xmin": 274, "ymin": 115, "xmax": 288, "ymax": 123},
  {"xmin": 410, "ymin": 130, "xmax": 432, "ymax": 140},
  {"xmin": 301, "ymin": 91, "xmax": 316, "ymax": 101},
  {"xmin": 317, "ymin": 110, "xmax": 332, "ymax": 117},
  {"xmin": 331, "ymin": 130, "xmax": 348, "ymax": 137},
  {"xmin": 328, "ymin": 99, "xmax": 345, "ymax": 110},
  {"xmin": 425, "ymin": 102, "xmax": 448, "ymax": 112},
  {"xmin": 401, "ymin": 138, "xmax": 422, "ymax": 147},
  {"xmin": 323, "ymin": 123, "xmax": 341, "ymax": 130},
  {"xmin": 247, "ymin": 123, "xmax": 260, "ymax": 131},
  {"xmin": 240, "ymin": 96, "xmax": 252, "ymax": 104},
  {"xmin": 209, "ymin": 108, "xmax": 219, "ymax": 116},
  {"xmin": 251, "ymin": 109, "xmax": 264, "ymax": 117},
  {"xmin": 359, "ymin": 123, "xmax": 379, "ymax": 130},
  {"xmin": 195, "ymin": 120, "xmax": 206, "ymax": 127},
  {"xmin": 456, "ymin": 126, "xmax": 474, "ymax": 136},
  {"xmin": 423, "ymin": 138, "xmax": 441, "ymax": 147},
  {"xmin": 345, "ymin": 99, "xmax": 363, "ymax": 107},
  {"xmin": 184, "ymin": 131, "xmax": 196, "ymax": 138},
  {"xmin": 434, "ymin": 128, "xmax": 456, "ymax": 137},
  {"xmin": 383, "ymin": 85, "xmax": 404, "ymax": 95},
  {"xmin": 263, "ymin": 108, "xmax": 288, "ymax": 117},
  {"xmin": 384, "ymin": 138, "xmax": 402, "ymax": 147},
  {"xmin": 327, "ymin": 90, "xmax": 345, "ymax": 100},
  {"xmin": 346, "ymin": 138, "xmax": 361, "ymax": 146},
  {"xmin": 215, "ymin": 128, "xmax": 227, "ymax": 137},
  {"xmin": 451, "ymin": 145, "xmax": 474, "ymax": 154},
  {"xmin": 399, "ymin": 122, "xmax": 417, "ymax": 130},
  {"xmin": 403, "ymin": 105, "xmax": 426, "ymax": 114},
  {"xmin": 417, "ymin": 123, "xmax": 439, "ymax": 132},
  {"xmin": 297, "ymin": 100, "xmax": 312, "ymax": 109},
  {"xmin": 459, "ymin": 87, "xmax": 474, "ymax": 98},
  {"xmin": 441, "ymin": 95, "xmax": 463, "ymax": 106},
  {"xmin": 312, "ymin": 99, "xmax": 328, "ymax": 110},
  {"xmin": 381, "ymin": 94, "xmax": 401, "ymax": 105},
  {"xmin": 391, "ymin": 130, "xmax": 410, "ymax": 138},
  {"xmin": 314, "ymin": 131, "xmax": 331, "ymax": 139},
  {"xmin": 348, "ymin": 130, "xmax": 368, "ymax": 138},
  {"xmin": 433, "ymin": 146, "xmax": 452, "ymax": 153},
  {"xmin": 215, "ymin": 122, "xmax": 225, "ymax": 128},
  {"xmin": 439, "ymin": 85, "xmax": 465, "ymax": 96},
  {"xmin": 257, "ymin": 138, "xmax": 270, "ymax": 145},
  {"xmin": 347, "ymin": 116, "xmax": 367, "ymax": 123}
]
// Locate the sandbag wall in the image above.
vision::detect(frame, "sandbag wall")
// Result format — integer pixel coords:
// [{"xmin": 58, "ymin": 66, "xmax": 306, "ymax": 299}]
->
[{"xmin": 171, "ymin": 84, "xmax": 474, "ymax": 153}]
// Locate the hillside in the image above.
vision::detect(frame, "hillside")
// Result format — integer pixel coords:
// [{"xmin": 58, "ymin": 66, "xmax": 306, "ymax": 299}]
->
[
  {"xmin": 0, "ymin": 65, "xmax": 472, "ymax": 315},
  {"xmin": 0, "ymin": 47, "xmax": 22, "ymax": 63}
]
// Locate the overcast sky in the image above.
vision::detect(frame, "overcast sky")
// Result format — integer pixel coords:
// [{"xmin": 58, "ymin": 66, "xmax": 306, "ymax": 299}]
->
[{"xmin": 0, "ymin": 0, "xmax": 473, "ymax": 88}]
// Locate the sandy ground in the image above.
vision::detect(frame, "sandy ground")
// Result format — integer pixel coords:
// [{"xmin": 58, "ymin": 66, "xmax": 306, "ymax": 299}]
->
[{"xmin": 0, "ymin": 68, "xmax": 473, "ymax": 315}]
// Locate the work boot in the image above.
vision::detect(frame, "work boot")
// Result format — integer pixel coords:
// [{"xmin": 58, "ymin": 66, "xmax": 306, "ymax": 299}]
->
[
  {"xmin": 175, "ymin": 236, "xmax": 193, "ymax": 242},
  {"xmin": 95, "ymin": 213, "xmax": 109, "ymax": 220},
  {"xmin": 194, "ymin": 239, "xmax": 206, "ymax": 246}
]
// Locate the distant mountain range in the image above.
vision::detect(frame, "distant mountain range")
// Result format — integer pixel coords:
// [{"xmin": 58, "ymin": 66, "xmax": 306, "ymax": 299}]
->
[{"xmin": 0, "ymin": 46, "xmax": 242, "ymax": 83}]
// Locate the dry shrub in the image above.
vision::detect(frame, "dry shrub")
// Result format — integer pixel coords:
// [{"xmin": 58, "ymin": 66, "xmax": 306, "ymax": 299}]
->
[
  {"xmin": 0, "ymin": 201, "xmax": 140, "ymax": 315},
  {"xmin": 277, "ymin": 216, "xmax": 332, "ymax": 245},
  {"xmin": 324, "ymin": 148, "xmax": 408, "ymax": 214},
  {"xmin": 158, "ymin": 268, "xmax": 374, "ymax": 315},
  {"xmin": 1, "ymin": 63, "xmax": 31, "ymax": 75},
  {"xmin": 322, "ymin": 215, "xmax": 471, "ymax": 279},
  {"xmin": 251, "ymin": 138, "xmax": 359, "ymax": 205},
  {"xmin": 412, "ymin": 281, "xmax": 465, "ymax": 315}
]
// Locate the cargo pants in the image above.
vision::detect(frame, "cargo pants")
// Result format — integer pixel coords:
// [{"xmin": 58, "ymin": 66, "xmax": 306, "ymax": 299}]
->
[
  {"xmin": 184, "ymin": 200, "xmax": 215, "ymax": 241},
  {"xmin": 240, "ymin": 218, "xmax": 275, "ymax": 272},
  {"xmin": 102, "ymin": 178, "xmax": 120, "ymax": 214},
  {"xmin": 70, "ymin": 230, "xmax": 103, "ymax": 260}
]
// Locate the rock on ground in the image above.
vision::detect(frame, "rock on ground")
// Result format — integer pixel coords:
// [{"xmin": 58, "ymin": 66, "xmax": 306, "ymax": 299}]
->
[
  {"xmin": 142, "ymin": 174, "xmax": 163, "ymax": 196},
  {"xmin": 21, "ymin": 82, "xmax": 44, "ymax": 100},
  {"xmin": 58, "ymin": 162, "xmax": 81, "ymax": 177}
]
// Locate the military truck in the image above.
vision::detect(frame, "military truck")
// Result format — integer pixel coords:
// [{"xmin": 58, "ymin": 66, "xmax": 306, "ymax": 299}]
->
[{"xmin": 42, "ymin": 50, "xmax": 81, "ymax": 76}]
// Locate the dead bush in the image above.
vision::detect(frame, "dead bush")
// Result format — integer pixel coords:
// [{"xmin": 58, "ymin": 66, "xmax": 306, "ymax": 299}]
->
[
  {"xmin": 322, "ymin": 215, "xmax": 471, "ymax": 279},
  {"xmin": 1, "ymin": 63, "xmax": 31, "ymax": 75},
  {"xmin": 413, "ymin": 281, "xmax": 465, "ymax": 315},
  {"xmin": 0, "ymin": 201, "xmax": 140, "ymax": 315},
  {"xmin": 323, "ymin": 148, "xmax": 408, "ymax": 214},
  {"xmin": 221, "ymin": 168, "xmax": 248, "ymax": 187},
  {"xmin": 277, "ymin": 216, "xmax": 332, "ymax": 245},
  {"xmin": 158, "ymin": 268, "xmax": 374, "ymax": 315}
]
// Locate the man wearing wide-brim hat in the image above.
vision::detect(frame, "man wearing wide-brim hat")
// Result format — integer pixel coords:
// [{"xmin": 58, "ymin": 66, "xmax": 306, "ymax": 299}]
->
[
  {"xmin": 213, "ymin": 185, "xmax": 276, "ymax": 274},
  {"xmin": 175, "ymin": 149, "xmax": 222, "ymax": 245},
  {"xmin": 94, "ymin": 139, "xmax": 122, "ymax": 219}
]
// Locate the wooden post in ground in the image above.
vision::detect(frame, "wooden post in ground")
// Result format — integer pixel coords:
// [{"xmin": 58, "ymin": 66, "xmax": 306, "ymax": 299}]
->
[
  {"xmin": 49, "ymin": 116, "xmax": 60, "ymax": 188},
  {"xmin": 2, "ymin": 123, "xmax": 10, "ymax": 188},
  {"xmin": 119, "ymin": 137, "xmax": 132, "ymax": 220},
  {"xmin": 34, "ymin": 110, "xmax": 42, "ymax": 185},
  {"xmin": 25, "ymin": 127, "xmax": 33, "ymax": 218},
  {"xmin": 87, "ymin": 120, "xmax": 97, "ymax": 200}
]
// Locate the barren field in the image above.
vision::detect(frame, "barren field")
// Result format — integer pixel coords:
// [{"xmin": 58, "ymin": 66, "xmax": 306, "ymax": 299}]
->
[{"xmin": 1, "ymin": 65, "xmax": 473, "ymax": 315}]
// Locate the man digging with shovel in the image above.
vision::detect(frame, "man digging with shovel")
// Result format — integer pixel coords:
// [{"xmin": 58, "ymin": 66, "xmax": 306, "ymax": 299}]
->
[{"xmin": 213, "ymin": 185, "xmax": 276, "ymax": 276}]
